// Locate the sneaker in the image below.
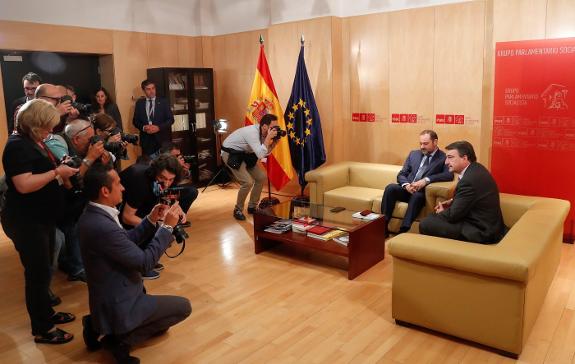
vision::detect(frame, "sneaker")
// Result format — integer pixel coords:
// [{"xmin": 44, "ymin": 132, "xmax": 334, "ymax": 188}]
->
[
  {"xmin": 153, "ymin": 263, "xmax": 164, "ymax": 272},
  {"xmin": 142, "ymin": 270, "xmax": 160, "ymax": 280},
  {"xmin": 247, "ymin": 206, "xmax": 257, "ymax": 214},
  {"xmin": 233, "ymin": 208, "xmax": 246, "ymax": 221}
]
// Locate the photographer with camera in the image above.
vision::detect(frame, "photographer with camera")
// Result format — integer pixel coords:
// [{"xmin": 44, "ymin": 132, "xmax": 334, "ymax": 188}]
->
[
  {"xmin": 34, "ymin": 84, "xmax": 80, "ymax": 133},
  {"xmin": 92, "ymin": 113, "xmax": 131, "ymax": 170},
  {"xmin": 44, "ymin": 118, "xmax": 111, "ymax": 282},
  {"xmin": 221, "ymin": 114, "xmax": 281, "ymax": 220},
  {"xmin": 1, "ymin": 99, "xmax": 79, "ymax": 345},
  {"xmin": 120, "ymin": 154, "xmax": 188, "ymax": 279},
  {"xmin": 78, "ymin": 162, "xmax": 191, "ymax": 363}
]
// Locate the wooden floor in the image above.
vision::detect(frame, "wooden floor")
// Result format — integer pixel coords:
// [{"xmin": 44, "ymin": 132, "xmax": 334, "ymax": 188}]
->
[{"xmin": 1, "ymin": 186, "xmax": 575, "ymax": 363}]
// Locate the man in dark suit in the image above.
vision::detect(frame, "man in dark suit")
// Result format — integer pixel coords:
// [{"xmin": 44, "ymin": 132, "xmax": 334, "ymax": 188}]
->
[
  {"xmin": 381, "ymin": 130, "xmax": 453, "ymax": 233},
  {"xmin": 133, "ymin": 79, "xmax": 174, "ymax": 157},
  {"xmin": 78, "ymin": 163, "xmax": 191, "ymax": 363},
  {"xmin": 419, "ymin": 141, "xmax": 506, "ymax": 244},
  {"xmin": 10, "ymin": 72, "xmax": 42, "ymax": 133}
]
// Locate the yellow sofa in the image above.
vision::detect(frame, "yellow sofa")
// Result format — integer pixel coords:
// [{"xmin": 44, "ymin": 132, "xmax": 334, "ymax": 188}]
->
[
  {"xmin": 305, "ymin": 161, "xmax": 448, "ymax": 233},
  {"xmin": 388, "ymin": 193, "xmax": 570, "ymax": 356}
]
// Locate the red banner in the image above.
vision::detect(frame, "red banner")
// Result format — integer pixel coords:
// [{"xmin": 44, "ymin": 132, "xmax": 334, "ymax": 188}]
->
[{"xmin": 491, "ymin": 38, "xmax": 575, "ymax": 241}]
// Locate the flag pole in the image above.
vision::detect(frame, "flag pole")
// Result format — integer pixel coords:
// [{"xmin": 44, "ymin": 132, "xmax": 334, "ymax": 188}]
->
[{"xmin": 259, "ymin": 159, "xmax": 280, "ymax": 208}]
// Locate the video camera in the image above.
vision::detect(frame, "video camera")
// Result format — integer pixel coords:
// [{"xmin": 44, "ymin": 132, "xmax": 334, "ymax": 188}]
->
[
  {"xmin": 60, "ymin": 95, "xmax": 91, "ymax": 114},
  {"xmin": 271, "ymin": 125, "xmax": 287, "ymax": 141},
  {"xmin": 152, "ymin": 184, "xmax": 189, "ymax": 245}
]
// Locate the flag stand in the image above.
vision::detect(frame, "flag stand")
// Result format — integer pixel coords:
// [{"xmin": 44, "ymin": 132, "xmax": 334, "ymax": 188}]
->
[
  {"xmin": 291, "ymin": 186, "xmax": 309, "ymax": 206},
  {"xmin": 258, "ymin": 161, "xmax": 280, "ymax": 208}
]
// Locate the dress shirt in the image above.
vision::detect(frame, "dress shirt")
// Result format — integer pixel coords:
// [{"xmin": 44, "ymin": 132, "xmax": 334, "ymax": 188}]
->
[
  {"xmin": 221, "ymin": 124, "xmax": 269, "ymax": 159},
  {"xmin": 89, "ymin": 201, "xmax": 122, "ymax": 228}
]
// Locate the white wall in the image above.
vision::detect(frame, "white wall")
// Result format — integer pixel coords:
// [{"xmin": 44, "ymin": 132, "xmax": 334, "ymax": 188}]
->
[{"xmin": 0, "ymin": 0, "xmax": 472, "ymax": 36}]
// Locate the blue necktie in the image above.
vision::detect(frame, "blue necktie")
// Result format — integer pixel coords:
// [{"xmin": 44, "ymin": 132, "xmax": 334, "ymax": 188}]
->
[{"xmin": 414, "ymin": 155, "xmax": 430, "ymax": 182}]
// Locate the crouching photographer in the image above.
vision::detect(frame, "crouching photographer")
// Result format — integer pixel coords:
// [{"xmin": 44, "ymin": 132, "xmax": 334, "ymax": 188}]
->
[
  {"xmin": 92, "ymin": 113, "xmax": 139, "ymax": 165},
  {"xmin": 120, "ymin": 154, "xmax": 191, "ymax": 279},
  {"xmin": 78, "ymin": 162, "xmax": 191, "ymax": 363}
]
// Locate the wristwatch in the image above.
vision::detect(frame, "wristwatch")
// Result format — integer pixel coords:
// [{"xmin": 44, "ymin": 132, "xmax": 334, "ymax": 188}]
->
[
  {"xmin": 82, "ymin": 158, "xmax": 93, "ymax": 167},
  {"xmin": 162, "ymin": 224, "xmax": 174, "ymax": 234}
]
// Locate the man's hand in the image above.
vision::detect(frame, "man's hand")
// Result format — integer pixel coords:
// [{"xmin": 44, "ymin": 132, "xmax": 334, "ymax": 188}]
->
[
  {"xmin": 435, "ymin": 198, "xmax": 453, "ymax": 213},
  {"xmin": 164, "ymin": 202, "xmax": 182, "ymax": 227},
  {"xmin": 86, "ymin": 141, "xmax": 105, "ymax": 161},
  {"xmin": 149, "ymin": 203, "xmax": 169, "ymax": 224},
  {"xmin": 144, "ymin": 125, "xmax": 160, "ymax": 134},
  {"xmin": 57, "ymin": 100, "xmax": 73, "ymax": 116},
  {"xmin": 404, "ymin": 184, "xmax": 416, "ymax": 194},
  {"xmin": 264, "ymin": 127, "xmax": 278, "ymax": 146},
  {"xmin": 67, "ymin": 107, "xmax": 80, "ymax": 121},
  {"xmin": 411, "ymin": 179, "xmax": 427, "ymax": 192}
]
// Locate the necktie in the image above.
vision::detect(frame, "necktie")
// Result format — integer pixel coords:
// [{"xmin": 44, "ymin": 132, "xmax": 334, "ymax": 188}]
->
[
  {"xmin": 414, "ymin": 154, "xmax": 430, "ymax": 182},
  {"xmin": 147, "ymin": 99, "xmax": 154, "ymax": 122}
]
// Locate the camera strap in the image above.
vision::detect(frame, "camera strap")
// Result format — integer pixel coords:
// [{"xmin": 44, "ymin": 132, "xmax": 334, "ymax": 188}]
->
[{"xmin": 164, "ymin": 239, "xmax": 185, "ymax": 258}]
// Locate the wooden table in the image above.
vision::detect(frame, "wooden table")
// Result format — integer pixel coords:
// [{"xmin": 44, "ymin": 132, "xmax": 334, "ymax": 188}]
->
[{"xmin": 253, "ymin": 202, "xmax": 386, "ymax": 279}]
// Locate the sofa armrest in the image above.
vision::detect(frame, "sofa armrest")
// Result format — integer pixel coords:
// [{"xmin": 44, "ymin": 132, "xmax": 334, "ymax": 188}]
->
[
  {"xmin": 388, "ymin": 233, "xmax": 529, "ymax": 282},
  {"xmin": 425, "ymin": 181, "xmax": 456, "ymax": 214},
  {"xmin": 305, "ymin": 162, "xmax": 351, "ymax": 205}
]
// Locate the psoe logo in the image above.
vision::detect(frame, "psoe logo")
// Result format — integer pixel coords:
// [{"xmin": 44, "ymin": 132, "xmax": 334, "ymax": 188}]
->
[{"xmin": 541, "ymin": 84, "xmax": 568, "ymax": 110}]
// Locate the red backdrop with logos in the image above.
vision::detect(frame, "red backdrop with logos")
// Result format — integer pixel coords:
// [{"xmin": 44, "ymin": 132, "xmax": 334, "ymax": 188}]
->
[{"xmin": 491, "ymin": 38, "xmax": 575, "ymax": 241}]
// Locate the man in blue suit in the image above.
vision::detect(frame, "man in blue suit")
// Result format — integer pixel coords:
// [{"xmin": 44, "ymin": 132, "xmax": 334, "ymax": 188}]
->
[
  {"xmin": 133, "ymin": 79, "xmax": 174, "ymax": 157},
  {"xmin": 381, "ymin": 130, "xmax": 453, "ymax": 234},
  {"xmin": 78, "ymin": 163, "xmax": 190, "ymax": 363}
]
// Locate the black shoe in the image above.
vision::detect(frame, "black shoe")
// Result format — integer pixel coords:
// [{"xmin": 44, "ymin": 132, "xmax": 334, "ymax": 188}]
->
[
  {"xmin": 398, "ymin": 226, "xmax": 410, "ymax": 234},
  {"xmin": 233, "ymin": 208, "xmax": 246, "ymax": 221},
  {"xmin": 67, "ymin": 271, "xmax": 87, "ymax": 282},
  {"xmin": 153, "ymin": 263, "xmax": 164, "ymax": 272},
  {"xmin": 102, "ymin": 336, "xmax": 139, "ymax": 364},
  {"xmin": 247, "ymin": 206, "xmax": 257, "ymax": 214},
  {"xmin": 82, "ymin": 315, "xmax": 102, "ymax": 351},
  {"xmin": 142, "ymin": 270, "xmax": 160, "ymax": 280},
  {"xmin": 49, "ymin": 289, "xmax": 61, "ymax": 307}
]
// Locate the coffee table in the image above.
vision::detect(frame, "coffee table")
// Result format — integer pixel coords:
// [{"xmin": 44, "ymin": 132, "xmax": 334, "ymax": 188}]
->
[{"xmin": 253, "ymin": 201, "xmax": 386, "ymax": 279}]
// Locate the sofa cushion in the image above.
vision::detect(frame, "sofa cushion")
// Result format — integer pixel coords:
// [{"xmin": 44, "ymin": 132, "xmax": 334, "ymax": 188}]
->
[
  {"xmin": 324, "ymin": 186, "xmax": 383, "ymax": 212},
  {"xmin": 349, "ymin": 163, "xmax": 401, "ymax": 190}
]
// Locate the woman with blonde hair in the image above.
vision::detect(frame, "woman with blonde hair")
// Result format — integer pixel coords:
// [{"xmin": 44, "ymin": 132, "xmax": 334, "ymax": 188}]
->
[{"xmin": 1, "ymin": 99, "xmax": 79, "ymax": 344}]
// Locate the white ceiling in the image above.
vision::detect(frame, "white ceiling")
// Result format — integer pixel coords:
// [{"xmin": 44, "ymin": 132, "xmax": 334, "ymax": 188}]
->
[{"xmin": 0, "ymin": 0, "xmax": 472, "ymax": 36}]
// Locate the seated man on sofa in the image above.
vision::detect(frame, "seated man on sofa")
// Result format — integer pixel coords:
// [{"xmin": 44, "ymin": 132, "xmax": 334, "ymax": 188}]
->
[
  {"xmin": 381, "ymin": 129, "xmax": 453, "ymax": 233},
  {"xmin": 419, "ymin": 140, "xmax": 506, "ymax": 244}
]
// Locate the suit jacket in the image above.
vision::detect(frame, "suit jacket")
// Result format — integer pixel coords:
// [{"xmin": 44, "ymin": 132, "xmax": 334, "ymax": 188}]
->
[
  {"xmin": 440, "ymin": 162, "xmax": 506, "ymax": 243},
  {"xmin": 132, "ymin": 97, "xmax": 174, "ymax": 155},
  {"xmin": 77, "ymin": 204, "xmax": 174, "ymax": 334},
  {"xmin": 397, "ymin": 149, "xmax": 453, "ymax": 185}
]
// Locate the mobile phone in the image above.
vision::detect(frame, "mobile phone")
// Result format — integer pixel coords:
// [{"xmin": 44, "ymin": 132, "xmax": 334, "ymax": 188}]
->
[
  {"xmin": 330, "ymin": 206, "xmax": 345, "ymax": 213},
  {"xmin": 360, "ymin": 209, "xmax": 372, "ymax": 216}
]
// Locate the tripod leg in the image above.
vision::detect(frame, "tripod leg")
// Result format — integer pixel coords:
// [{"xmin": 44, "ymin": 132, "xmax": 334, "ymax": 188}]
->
[{"xmin": 202, "ymin": 167, "xmax": 226, "ymax": 193}]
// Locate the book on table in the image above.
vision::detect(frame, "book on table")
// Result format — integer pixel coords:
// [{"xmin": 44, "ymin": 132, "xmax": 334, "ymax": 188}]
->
[
  {"xmin": 264, "ymin": 219, "xmax": 293, "ymax": 234},
  {"xmin": 307, "ymin": 225, "xmax": 347, "ymax": 241},
  {"xmin": 333, "ymin": 234, "xmax": 350, "ymax": 246},
  {"xmin": 292, "ymin": 217, "xmax": 319, "ymax": 234},
  {"xmin": 351, "ymin": 211, "xmax": 381, "ymax": 221}
]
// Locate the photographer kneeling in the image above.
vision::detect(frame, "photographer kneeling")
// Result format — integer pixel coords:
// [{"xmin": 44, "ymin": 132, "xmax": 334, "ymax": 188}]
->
[
  {"xmin": 78, "ymin": 162, "xmax": 191, "ymax": 363},
  {"xmin": 221, "ymin": 113, "xmax": 281, "ymax": 220},
  {"xmin": 120, "ymin": 154, "xmax": 188, "ymax": 279}
]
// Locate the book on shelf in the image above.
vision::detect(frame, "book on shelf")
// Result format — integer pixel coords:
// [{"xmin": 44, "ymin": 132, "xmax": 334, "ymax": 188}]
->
[
  {"xmin": 307, "ymin": 228, "xmax": 347, "ymax": 241},
  {"xmin": 291, "ymin": 217, "xmax": 318, "ymax": 234},
  {"xmin": 351, "ymin": 211, "xmax": 381, "ymax": 221},
  {"xmin": 264, "ymin": 219, "xmax": 293, "ymax": 234},
  {"xmin": 333, "ymin": 234, "xmax": 349, "ymax": 246}
]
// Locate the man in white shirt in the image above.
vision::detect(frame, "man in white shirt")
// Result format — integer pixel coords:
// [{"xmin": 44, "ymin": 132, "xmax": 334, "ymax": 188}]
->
[{"xmin": 221, "ymin": 114, "xmax": 279, "ymax": 220}]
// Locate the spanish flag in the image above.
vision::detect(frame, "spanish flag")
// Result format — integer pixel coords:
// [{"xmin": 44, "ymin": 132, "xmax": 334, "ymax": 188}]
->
[{"xmin": 244, "ymin": 43, "xmax": 294, "ymax": 190}]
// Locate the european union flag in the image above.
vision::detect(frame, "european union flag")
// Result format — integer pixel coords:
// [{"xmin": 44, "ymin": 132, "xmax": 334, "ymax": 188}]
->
[{"xmin": 284, "ymin": 45, "xmax": 326, "ymax": 188}]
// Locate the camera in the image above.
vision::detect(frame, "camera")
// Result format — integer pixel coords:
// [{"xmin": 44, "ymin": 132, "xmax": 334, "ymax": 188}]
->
[
  {"xmin": 60, "ymin": 155, "xmax": 83, "ymax": 192},
  {"xmin": 181, "ymin": 155, "xmax": 196, "ymax": 164},
  {"xmin": 153, "ymin": 185, "xmax": 189, "ymax": 245},
  {"xmin": 89, "ymin": 135, "xmax": 124, "ymax": 157},
  {"xmin": 271, "ymin": 125, "xmax": 287, "ymax": 140},
  {"xmin": 108, "ymin": 127, "xmax": 139, "ymax": 145},
  {"xmin": 60, "ymin": 95, "xmax": 92, "ymax": 114}
]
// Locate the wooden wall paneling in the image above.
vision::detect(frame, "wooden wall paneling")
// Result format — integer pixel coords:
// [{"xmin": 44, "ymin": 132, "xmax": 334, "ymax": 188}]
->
[
  {"xmin": 177, "ymin": 36, "xmax": 204, "ymax": 67},
  {"xmin": 433, "ymin": 2, "xmax": 485, "ymax": 159},
  {"xmin": 0, "ymin": 66, "xmax": 7, "ymax": 173},
  {"xmin": 147, "ymin": 33, "xmax": 179, "ymax": 68},
  {"xmin": 346, "ymin": 13, "xmax": 389, "ymax": 163},
  {"xmin": 111, "ymin": 30, "xmax": 148, "ymax": 166},
  {"xmin": 493, "ymin": 0, "xmax": 547, "ymax": 42},
  {"xmin": 480, "ymin": 0, "xmax": 495, "ymax": 167},
  {"xmin": 99, "ymin": 55, "xmax": 116, "ymax": 101},
  {"xmin": 330, "ymin": 16, "xmax": 346, "ymax": 164},
  {"xmin": 388, "ymin": 7, "xmax": 435, "ymax": 165},
  {"xmin": 0, "ymin": 20, "xmax": 113, "ymax": 54},
  {"xmin": 546, "ymin": 0, "xmax": 575, "ymax": 38}
]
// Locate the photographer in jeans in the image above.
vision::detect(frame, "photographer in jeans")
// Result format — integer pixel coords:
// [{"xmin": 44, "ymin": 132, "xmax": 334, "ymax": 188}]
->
[
  {"xmin": 1, "ymin": 99, "xmax": 79, "ymax": 344},
  {"xmin": 120, "ymin": 154, "xmax": 188, "ymax": 279},
  {"xmin": 221, "ymin": 113, "xmax": 280, "ymax": 220},
  {"xmin": 78, "ymin": 162, "xmax": 191, "ymax": 363}
]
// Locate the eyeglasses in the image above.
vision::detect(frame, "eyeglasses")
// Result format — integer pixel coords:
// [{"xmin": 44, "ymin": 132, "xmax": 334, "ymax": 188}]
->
[
  {"xmin": 24, "ymin": 86, "xmax": 37, "ymax": 92},
  {"xmin": 39, "ymin": 95, "xmax": 62, "ymax": 105},
  {"xmin": 73, "ymin": 124, "xmax": 93, "ymax": 138}
]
